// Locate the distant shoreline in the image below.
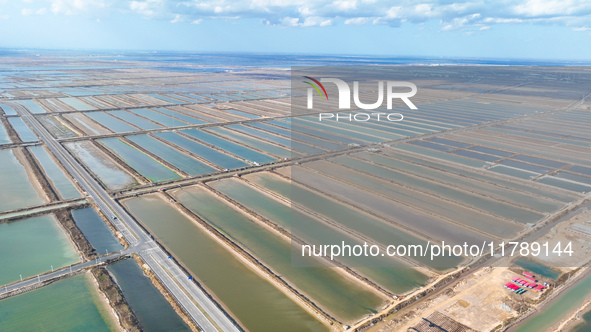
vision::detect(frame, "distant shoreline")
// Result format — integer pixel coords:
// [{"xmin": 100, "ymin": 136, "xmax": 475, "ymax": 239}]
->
[{"xmin": 2, "ymin": 49, "xmax": 591, "ymax": 67}]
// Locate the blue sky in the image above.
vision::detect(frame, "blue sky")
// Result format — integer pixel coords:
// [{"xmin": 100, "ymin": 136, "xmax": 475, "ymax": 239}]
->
[{"xmin": 1, "ymin": 0, "xmax": 591, "ymax": 59}]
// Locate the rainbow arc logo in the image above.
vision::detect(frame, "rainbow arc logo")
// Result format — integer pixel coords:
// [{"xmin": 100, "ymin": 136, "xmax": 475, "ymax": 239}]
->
[{"xmin": 303, "ymin": 76, "xmax": 328, "ymax": 100}]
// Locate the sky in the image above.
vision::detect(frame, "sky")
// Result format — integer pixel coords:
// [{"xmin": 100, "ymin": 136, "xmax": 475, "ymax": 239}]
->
[{"xmin": 1, "ymin": 0, "xmax": 591, "ymax": 59}]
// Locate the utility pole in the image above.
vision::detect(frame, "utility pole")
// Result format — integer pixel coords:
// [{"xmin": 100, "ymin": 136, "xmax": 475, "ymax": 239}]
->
[
  {"xmin": 51, "ymin": 265, "xmax": 54, "ymax": 273},
  {"xmin": 20, "ymin": 274, "xmax": 22, "ymax": 282}
]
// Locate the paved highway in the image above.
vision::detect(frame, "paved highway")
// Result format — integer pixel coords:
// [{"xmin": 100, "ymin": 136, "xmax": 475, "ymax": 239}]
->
[{"xmin": 12, "ymin": 105, "xmax": 240, "ymax": 332}]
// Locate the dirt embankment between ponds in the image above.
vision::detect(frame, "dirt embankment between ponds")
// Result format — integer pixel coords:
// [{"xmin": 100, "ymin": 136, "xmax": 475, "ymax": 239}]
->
[
  {"xmin": 19, "ymin": 147, "xmax": 59, "ymax": 202},
  {"xmin": 90, "ymin": 139, "xmax": 150, "ymax": 184},
  {"xmin": 90, "ymin": 266, "xmax": 142, "ymax": 332},
  {"xmin": 163, "ymin": 189, "xmax": 348, "ymax": 329},
  {"xmin": 54, "ymin": 208, "xmax": 97, "ymax": 260},
  {"xmin": 0, "ymin": 116, "xmax": 22, "ymax": 143}
]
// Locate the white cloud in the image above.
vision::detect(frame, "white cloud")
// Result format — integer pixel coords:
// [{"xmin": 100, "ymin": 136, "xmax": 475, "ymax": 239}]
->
[
  {"xmin": 50, "ymin": 0, "xmax": 111, "ymax": 16},
  {"xmin": 129, "ymin": 0, "xmax": 156, "ymax": 17},
  {"xmin": 332, "ymin": 0, "xmax": 357, "ymax": 11},
  {"xmin": 344, "ymin": 17, "xmax": 370, "ymax": 25},
  {"xmin": 170, "ymin": 13, "xmax": 182, "ymax": 23},
  {"xmin": 17, "ymin": 0, "xmax": 590, "ymax": 32},
  {"xmin": 278, "ymin": 15, "xmax": 332, "ymax": 27},
  {"xmin": 483, "ymin": 17, "xmax": 525, "ymax": 24},
  {"xmin": 513, "ymin": 0, "xmax": 591, "ymax": 17},
  {"xmin": 20, "ymin": 5, "xmax": 47, "ymax": 16}
]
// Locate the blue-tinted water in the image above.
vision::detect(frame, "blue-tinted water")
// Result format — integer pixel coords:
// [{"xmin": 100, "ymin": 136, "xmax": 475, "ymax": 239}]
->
[
  {"xmin": 129, "ymin": 109, "xmax": 189, "ymax": 127},
  {"xmin": 8, "ymin": 117, "xmax": 37, "ymax": 142},
  {"xmin": 206, "ymin": 127, "xmax": 293, "ymax": 159},
  {"xmin": 107, "ymin": 259, "xmax": 191, "ymax": 332},
  {"xmin": 86, "ymin": 112, "xmax": 138, "ymax": 133},
  {"xmin": 99, "ymin": 138, "xmax": 180, "ymax": 182},
  {"xmin": 154, "ymin": 131, "xmax": 247, "ymax": 169},
  {"xmin": 72, "ymin": 207, "xmax": 123, "ymax": 254},
  {"xmin": 152, "ymin": 107, "xmax": 207, "ymax": 125},
  {"xmin": 29, "ymin": 146, "xmax": 80, "ymax": 200},
  {"xmin": 181, "ymin": 129, "xmax": 276, "ymax": 164},
  {"xmin": 108, "ymin": 110, "xmax": 162, "ymax": 130},
  {"xmin": 0, "ymin": 103, "xmax": 17, "ymax": 115},
  {"xmin": 225, "ymin": 109, "xmax": 260, "ymax": 119},
  {"xmin": 13, "ymin": 100, "xmax": 46, "ymax": 114},
  {"xmin": 59, "ymin": 97, "xmax": 96, "ymax": 111},
  {"xmin": 148, "ymin": 94, "xmax": 185, "ymax": 104},
  {"xmin": 127, "ymin": 135, "xmax": 216, "ymax": 175}
]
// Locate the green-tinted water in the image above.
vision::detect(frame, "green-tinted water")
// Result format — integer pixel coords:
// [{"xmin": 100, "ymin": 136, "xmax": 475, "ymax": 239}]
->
[
  {"xmin": 107, "ymin": 259, "xmax": 190, "ymax": 332},
  {"xmin": 513, "ymin": 272, "xmax": 591, "ymax": 332},
  {"xmin": 206, "ymin": 127, "xmax": 293, "ymax": 159},
  {"xmin": 0, "ymin": 274, "xmax": 116, "ymax": 331},
  {"xmin": 174, "ymin": 186, "xmax": 384, "ymax": 321},
  {"xmin": 126, "ymin": 135, "xmax": 215, "ymax": 176},
  {"xmin": 0, "ymin": 214, "xmax": 79, "ymax": 285},
  {"xmin": 154, "ymin": 131, "xmax": 248, "ymax": 169},
  {"xmin": 99, "ymin": 138, "xmax": 180, "ymax": 182},
  {"xmin": 244, "ymin": 172, "xmax": 462, "ymax": 270},
  {"xmin": 0, "ymin": 121, "xmax": 10, "ymax": 144},
  {"xmin": 514, "ymin": 258, "xmax": 561, "ymax": 280},
  {"xmin": 0, "ymin": 149, "xmax": 46, "ymax": 213},
  {"xmin": 211, "ymin": 179, "xmax": 429, "ymax": 293},
  {"xmin": 182, "ymin": 129, "xmax": 276, "ymax": 164},
  {"xmin": 572, "ymin": 308, "xmax": 591, "ymax": 331},
  {"xmin": 123, "ymin": 195, "xmax": 328, "ymax": 332}
]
